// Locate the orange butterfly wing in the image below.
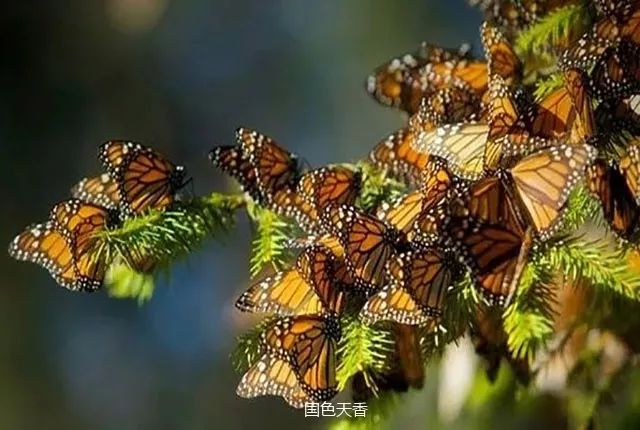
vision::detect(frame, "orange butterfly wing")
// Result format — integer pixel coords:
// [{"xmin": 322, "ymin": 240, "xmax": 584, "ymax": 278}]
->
[
  {"xmin": 71, "ymin": 174, "xmax": 121, "ymax": 210},
  {"xmin": 100, "ymin": 141, "xmax": 185, "ymax": 216},
  {"xmin": 236, "ymin": 355, "xmax": 311, "ymax": 408},
  {"xmin": 322, "ymin": 205, "xmax": 400, "ymax": 291},
  {"xmin": 510, "ymin": 144, "xmax": 596, "ymax": 238},
  {"xmin": 587, "ymin": 159, "xmax": 640, "ymax": 238},
  {"xmin": 9, "ymin": 222, "xmax": 77, "ymax": 290},
  {"xmin": 262, "ymin": 315, "xmax": 340, "ymax": 401}
]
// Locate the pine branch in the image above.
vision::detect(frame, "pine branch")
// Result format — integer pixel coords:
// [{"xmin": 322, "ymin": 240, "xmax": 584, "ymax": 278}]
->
[
  {"xmin": 336, "ymin": 316, "xmax": 395, "ymax": 392},
  {"xmin": 560, "ymin": 186, "xmax": 604, "ymax": 233},
  {"xmin": 421, "ymin": 274, "xmax": 478, "ymax": 359},
  {"xmin": 540, "ymin": 237, "xmax": 640, "ymax": 301},
  {"xmin": 230, "ymin": 316, "xmax": 279, "ymax": 374},
  {"xmin": 515, "ymin": 3, "xmax": 591, "ymax": 60},
  {"xmin": 99, "ymin": 192, "xmax": 243, "ymax": 270},
  {"xmin": 246, "ymin": 202, "xmax": 293, "ymax": 277},
  {"xmin": 503, "ymin": 261, "xmax": 556, "ymax": 364},
  {"xmin": 96, "ymin": 193, "xmax": 243, "ymax": 301}
]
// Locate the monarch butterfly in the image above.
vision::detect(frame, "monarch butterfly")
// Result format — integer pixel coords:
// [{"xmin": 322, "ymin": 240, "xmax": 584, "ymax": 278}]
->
[
  {"xmin": 469, "ymin": 0, "xmax": 552, "ymax": 36},
  {"xmin": 425, "ymin": 60, "xmax": 489, "ymax": 96},
  {"xmin": 208, "ymin": 144, "xmax": 262, "ymax": 202},
  {"xmin": 237, "ymin": 314, "xmax": 341, "ymax": 407},
  {"xmin": 369, "ymin": 127, "xmax": 429, "ymax": 186},
  {"xmin": 236, "ymin": 244, "xmax": 344, "ymax": 315},
  {"xmin": 511, "ymin": 144, "xmax": 597, "ymax": 237},
  {"xmin": 480, "ymin": 22, "xmax": 521, "ymax": 83},
  {"xmin": 236, "ymin": 355, "xmax": 312, "ymax": 408},
  {"xmin": 9, "ymin": 199, "xmax": 119, "ymax": 291},
  {"xmin": 422, "ymin": 157, "xmax": 469, "ymax": 209},
  {"xmin": 99, "ymin": 141, "xmax": 187, "ymax": 217},
  {"xmin": 445, "ymin": 143, "xmax": 595, "ymax": 303},
  {"xmin": 411, "ymin": 122, "xmax": 488, "ymax": 180},
  {"xmin": 70, "ymin": 173, "xmax": 121, "ymax": 210},
  {"xmin": 365, "ymin": 42, "xmax": 471, "ymax": 113},
  {"xmin": 296, "ymin": 166, "xmax": 361, "ymax": 212},
  {"xmin": 411, "ymin": 83, "xmax": 482, "ymax": 126},
  {"xmin": 559, "ymin": 0, "xmax": 640, "ymax": 71},
  {"xmin": 236, "ymin": 128, "xmax": 300, "ymax": 204},
  {"xmin": 587, "ymin": 159, "xmax": 640, "ymax": 239},
  {"xmin": 564, "ymin": 68, "xmax": 596, "ymax": 145},
  {"xmin": 410, "ymin": 159, "xmax": 468, "ymax": 249},
  {"xmin": 410, "ymin": 203, "xmax": 450, "ymax": 250},
  {"xmin": 483, "ymin": 71, "xmax": 587, "ymax": 170},
  {"xmin": 620, "ymin": 143, "xmax": 640, "ymax": 202},
  {"xmin": 290, "ymin": 234, "xmax": 356, "ymax": 288},
  {"xmin": 321, "ymin": 204, "xmax": 405, "ymax": 292},
  {"xmin": 595, "ymin": 96, "xmax": 640, "ymax": 145},
  {"xmin": 9, "ymin": 222, "xmax": 79, "ymax": 290},
  {"xmin": 590, "ymin": 41, "xmax": 640, "ymax": 101},
  {"xmin": 360, "ymin": 249, "xmax": 458, "ymax": 325},
  {"xmin": 536, "ymin": 68, "xmax": 594, "ymax": 138},
  {"xmin": 484, "ymin": 144, "xmax": 596, "ymax": 238},
  {"xmin": 484, "ymin": 75, "xmax": 526, "ymax": 170},
  {"xmin": 376, "ymin": 191, "xmax": 424, "ymax": 235},
  {"xmin": 50, "ymin": 199, "xmax": 119, "ymax": 290},
  {"xmin": 447, "ymin": 193, "xmax": 533, "ymax": 305},
  {"xmin": 210, "ymin": 141, "xmax": 323, "ymax": 233}
]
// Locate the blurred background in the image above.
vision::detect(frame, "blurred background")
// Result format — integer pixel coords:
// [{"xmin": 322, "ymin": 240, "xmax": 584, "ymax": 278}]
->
[{"xmin": 0, "ymin": 1, "xmax": 515, "ymax": 429}]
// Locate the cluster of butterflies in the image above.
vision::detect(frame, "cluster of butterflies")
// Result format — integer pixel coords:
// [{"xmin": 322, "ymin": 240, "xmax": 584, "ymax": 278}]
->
[
  {"xmin": 9, "ymin": 141, "xmax": 187, "ymax": 291},
  {"xmin": 9, "ymin": 0, "xmax": 640, "ymax": 411},
  {"xmin": 212, "ymin": 0, "xmax": 640, "ymax": 409}
]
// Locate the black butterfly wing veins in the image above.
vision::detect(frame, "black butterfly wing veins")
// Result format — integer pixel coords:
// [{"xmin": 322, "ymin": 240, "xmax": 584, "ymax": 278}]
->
[
  {"xmin": 236, "ymin": 127, "xmax": 300, "ymax": 204},
  {"xmin": 71, "ymin": 173, "xmax": 121, "ymax": 211},
  {"xmin": 235, "ymin": 243, "xmax": 344, "ymax": 316},
  {"xmin": 261, "ymin": 315, "xmax": 341, "ymax": 403},
  {"xmin": 321, "ymin": 204, "xmax": 404, "ymax": 293},
  {"xmin": 8, "ymin": 221, "xmax": 78, "ymax": 290},
  {"xmin": 360, "ymin": 249, "xmax": 458, "ymax": 325},
  {"xmin": 49, "ymin": 199, "xmax": 118, "ymax": 291},
  {"xmin": 208, "ymin": 144, "xmax": 262, "ymax": 202},
  {"xmin": 99, "ymin": 140, "xmax": 186, "ymax": 216}
]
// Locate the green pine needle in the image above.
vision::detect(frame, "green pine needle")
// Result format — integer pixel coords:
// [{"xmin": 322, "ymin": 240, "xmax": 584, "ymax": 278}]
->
[
  {"xmin": 336, "ymin": 316, "xmax": 395, "ymax": 392},
  {"xmin": 247, "ymin": 202, "xmax": 293, "ymax": 277},
  {"xmin": 560, "ymin": 186, "xmax": 604, "ymax": 233},
  {"xmin": 99, "ymin": 192, "xmax": 243, "ymax": 272},
  {"xmin": 541, "ymin": 238, "xmax": 640, "ymax": 301},
  {"xmin": 515, "ymin": 3, "xmax": 591, "ymax": 60},
  {"xmin": 95, "ymin": 192, "xmax": 243, "ymax": 301},
  {"xmin": 230, "ymin": 318, "xmax": 277, "ymax": 374},
  {"xmin": 421, "ymin": 273, "xmax": 478, "ymax": 359},
  {"xmin": 503, "ymin": 262, "xmax": 556, "ymax": 364}
]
